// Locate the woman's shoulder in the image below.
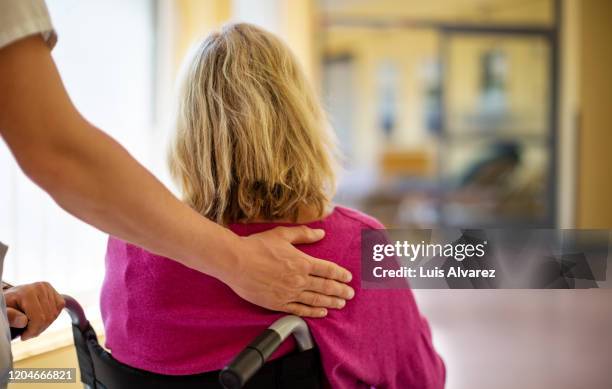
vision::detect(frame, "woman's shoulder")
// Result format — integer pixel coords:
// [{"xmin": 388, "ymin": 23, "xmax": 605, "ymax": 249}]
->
[
  {"xmin": 107, "ymin": 235, "xmax": 136, "ymax": 251},
  {"xmin": 330, "ymin": 206, "xmax": 385, "ymax": 230},
  {"xmin": 106, "ymin": 236, "xmax": 156, "ymax": 261},
  {"xmin": 106, "ymin": 236, "xmax": 198, "ymax": 275}
]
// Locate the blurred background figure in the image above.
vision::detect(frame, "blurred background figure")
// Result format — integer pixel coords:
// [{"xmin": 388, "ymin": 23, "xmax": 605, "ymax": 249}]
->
[{"xmin": 1, "ymin": 1, "xmax": 611, "ymax": 388}]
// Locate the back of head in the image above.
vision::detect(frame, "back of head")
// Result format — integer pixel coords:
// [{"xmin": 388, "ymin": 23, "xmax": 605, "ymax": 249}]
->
[{"xmin": 169, "ymin": 23, "xmax": 338, "ymax": 224}]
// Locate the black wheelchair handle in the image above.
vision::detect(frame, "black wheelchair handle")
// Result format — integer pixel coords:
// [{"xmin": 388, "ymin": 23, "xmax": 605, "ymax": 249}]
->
[
  {"xmin": 219, "ymin": 315, "xmax": 314, "ymax": 389},
  {"xmin": 219, "ymin": 329, "xmax": 282, "ymax": 389},
  {"xmin": 61, "ymin": 294, "xmax": 89, "ymax": 332}
]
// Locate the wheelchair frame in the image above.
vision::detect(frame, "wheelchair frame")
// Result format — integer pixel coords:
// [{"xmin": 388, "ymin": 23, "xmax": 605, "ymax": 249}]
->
[{"xmin": 61, "ymin": 294, "xmax": 318, "ymax": 389}]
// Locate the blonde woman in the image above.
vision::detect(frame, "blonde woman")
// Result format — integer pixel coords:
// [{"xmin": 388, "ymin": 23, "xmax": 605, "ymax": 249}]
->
[{"xmin": 101, "ymin": 23, "xmax": 445, "ymax": 388}]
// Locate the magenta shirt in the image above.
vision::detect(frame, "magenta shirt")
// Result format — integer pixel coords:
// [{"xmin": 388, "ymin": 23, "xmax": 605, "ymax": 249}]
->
[{"xmin": 101, "ymin": 206, "xmax": 445, "ymax": 388}]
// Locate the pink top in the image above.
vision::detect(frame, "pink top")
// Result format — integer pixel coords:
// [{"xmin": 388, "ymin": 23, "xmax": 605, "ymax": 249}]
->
[{"xmin": 101, "ymin": 206, "xmax": 445, "ymax": 388}]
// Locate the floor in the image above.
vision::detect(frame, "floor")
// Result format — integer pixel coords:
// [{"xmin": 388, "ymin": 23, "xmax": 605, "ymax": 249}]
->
[{"xmin": 414, "ymin": 290, "xmax": 612, "ymax": 389}]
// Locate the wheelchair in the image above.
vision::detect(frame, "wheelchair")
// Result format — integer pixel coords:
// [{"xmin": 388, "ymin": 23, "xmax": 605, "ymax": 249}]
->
[{"xmin": 16, "ymin": 295, "xmax": 323, "ymax": 389}]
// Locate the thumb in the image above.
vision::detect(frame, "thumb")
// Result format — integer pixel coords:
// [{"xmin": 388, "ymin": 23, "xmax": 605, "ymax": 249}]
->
[
  {"xmin": 273, "ymin": 226, "xmax": 325, "ymax": 245},
  {"xmin": 7, "ymin": 307, "xmax": 28, "ymax": 328}
]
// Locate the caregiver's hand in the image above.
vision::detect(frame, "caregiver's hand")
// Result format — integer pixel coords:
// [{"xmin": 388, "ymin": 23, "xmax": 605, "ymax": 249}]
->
[
  {"xmin": 224, "ymin": 226, "xmax": 354, "ymax": 318},
  {"xmin": 4, "ymin": 282, "xmax": 65, "ymax": 340}
]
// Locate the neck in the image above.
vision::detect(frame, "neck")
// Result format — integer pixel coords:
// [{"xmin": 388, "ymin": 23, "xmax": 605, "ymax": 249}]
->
[{"xmin": 249, "ymin": 204, "xmax": 332, "ymax": 224}]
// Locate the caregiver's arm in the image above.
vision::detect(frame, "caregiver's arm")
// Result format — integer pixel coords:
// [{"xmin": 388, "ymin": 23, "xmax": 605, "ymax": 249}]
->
[{"xmin": 0, "ymin": 36, "xmax": 353, "ymax": 317}]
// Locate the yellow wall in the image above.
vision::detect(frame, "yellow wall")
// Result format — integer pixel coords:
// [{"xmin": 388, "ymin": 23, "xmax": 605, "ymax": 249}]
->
[
  {"xmin": 281, "ymin": 0, "xmax": 317, "ymax": 83},
  {"xmin": 558, "ymin": 0, "xmax": 580, "ymax": 228},
  {"xmin": 173, "ymin": 0, "xmax": 231, "ymax": 72},
  {"xmin": 577, "ymin": 0, "xmax": 612, "ymax": 228},
  {"xmin": 321, "ymin": 0, "xmax": 554, "ymax": 26},
  {"xmin": 173, "ymin": 0, "xmax": 316, "ymax": 81}
]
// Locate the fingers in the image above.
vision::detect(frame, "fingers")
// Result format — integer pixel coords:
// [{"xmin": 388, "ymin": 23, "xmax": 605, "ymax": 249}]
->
[
  {"xmin": 6, "ymin": 307, "xmax": 28, "ymax": 328},
  {"xmin": 43, "ymin": 284, "xmax": 56, "ymax": 318},
  {"xmin": 282, "ymin": 303, "xmax": 328, "ymax": 318},
  {"xmin": 307, "ymin": 274, "xmax": 355, "ymax": 301},
  {"xmin": 231, "ymin": 228, "xmax": 355, "ymax": 317},
  {"xmin": 308, "ymin": 256, "xmax": 352, "ymax": 283},
  {"xmin": 297, "ymin": 291, "xmax": 346, "ymax": 310},
  {"xmin": 44, "ymin": 282, "xmax": 64, "ymax": 315},
  {"xmin": 269, "ymin": 226, "xmax": 325, "ymax": 245},
  {"xmin": 271, "ymin": 225, "xmax": 353, "ymax": 282},
  {"xmin": 5, "ymin": 282, "xmax": 64, "ymax": 340},
  {"xmin": 20, "ymin": 291, "xmax": 46, "ymax": 340},
  {"xmin": 54, "ymin": 291, "xmax": 66, "ymax": 312}
]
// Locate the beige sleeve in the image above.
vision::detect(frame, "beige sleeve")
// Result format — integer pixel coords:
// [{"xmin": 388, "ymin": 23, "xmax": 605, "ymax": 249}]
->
[{"xmin": 0, "ymin": 0, "xmax": 57, "ymax": 50}]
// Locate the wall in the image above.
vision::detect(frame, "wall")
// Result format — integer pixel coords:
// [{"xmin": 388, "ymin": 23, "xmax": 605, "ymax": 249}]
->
[
  {"xmin": 173, "ymin": 0, "xmax": 231, "ymax": 72},
  {"xmin": 577, "ymin": 0, "xmax": 612, "ymax": 228},
  {"xmin": 558, "ymin": 0, "xmax": 580, "ymax": 228},
  {"xmin": 174, "ymin": 0, "xmax": 316, "ymax": 81}
]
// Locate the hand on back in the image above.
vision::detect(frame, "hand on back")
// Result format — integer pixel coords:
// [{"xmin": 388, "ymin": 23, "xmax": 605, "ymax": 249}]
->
[{"xmin": 223, "ymin": 226, "xmax": 354, "ymax": 318}]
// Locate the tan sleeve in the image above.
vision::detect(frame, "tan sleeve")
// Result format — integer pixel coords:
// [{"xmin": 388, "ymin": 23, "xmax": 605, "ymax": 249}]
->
[{"xmin": 0, "ymin": 0, "xmax": 57, "ymax": 50}]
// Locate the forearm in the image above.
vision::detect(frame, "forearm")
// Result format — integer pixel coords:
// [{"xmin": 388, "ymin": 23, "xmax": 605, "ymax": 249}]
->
[
  {"xmin": 33, "ymin": 123, "xmax": 239, "ymax": 277},
  {"xmin": 0, "ymin": 35, "xmax": 237, "ymax": 277}
]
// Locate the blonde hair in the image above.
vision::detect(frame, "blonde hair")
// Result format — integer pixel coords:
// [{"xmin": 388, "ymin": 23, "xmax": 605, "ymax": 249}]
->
[{"xmin": 169, "ymin": 23, "xmax": 338, "ymax": 224}]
